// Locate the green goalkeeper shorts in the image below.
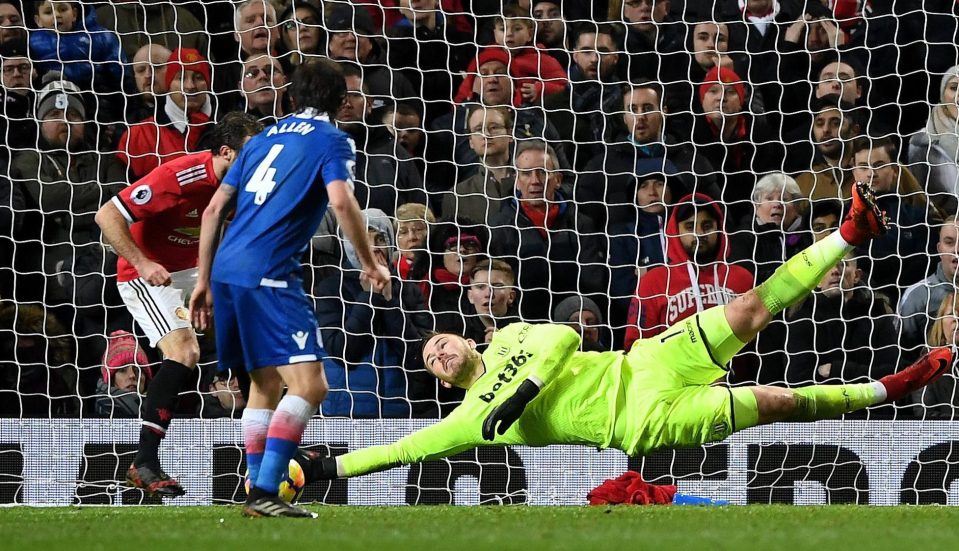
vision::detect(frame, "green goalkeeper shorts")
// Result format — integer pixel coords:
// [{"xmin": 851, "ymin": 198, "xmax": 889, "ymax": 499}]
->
[{"xmin": 613, "ymin": 306, "xmax": 755, "ymax": 456}]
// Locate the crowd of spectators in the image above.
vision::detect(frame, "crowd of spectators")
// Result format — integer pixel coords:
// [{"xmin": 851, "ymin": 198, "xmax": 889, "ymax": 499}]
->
[{"xmin": 1, "ymin": 0, "xmax": 958, "ymax": 420}]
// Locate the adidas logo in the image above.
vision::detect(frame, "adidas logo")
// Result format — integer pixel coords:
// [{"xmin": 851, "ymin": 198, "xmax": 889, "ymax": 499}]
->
[{"xmin": 185, "ymin": 209, "xmax": 198, "ymax": 218}]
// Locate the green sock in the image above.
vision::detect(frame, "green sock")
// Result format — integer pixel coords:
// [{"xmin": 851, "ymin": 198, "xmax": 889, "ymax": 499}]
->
[
  {"xmin": 754, "ymin": 231, "xmax": 853, "ymax": 315},
  {"xmin": 788, "ymin": 383, "xmax": 884, "ymax": 422}
]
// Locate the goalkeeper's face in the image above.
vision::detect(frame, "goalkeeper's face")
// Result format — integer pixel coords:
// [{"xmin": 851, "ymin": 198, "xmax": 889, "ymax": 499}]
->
[{"xmin": 423, "ymin": 334, "xmax": 481, "ymax": 389}]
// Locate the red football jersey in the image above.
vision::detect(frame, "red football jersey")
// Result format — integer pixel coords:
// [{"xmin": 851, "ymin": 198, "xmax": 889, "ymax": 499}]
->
[{"xmin": 112, "ymin": 151, "xmax": 219, "ymax": 283}]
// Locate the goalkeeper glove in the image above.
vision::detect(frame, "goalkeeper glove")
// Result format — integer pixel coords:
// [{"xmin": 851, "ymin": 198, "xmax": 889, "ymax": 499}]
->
[
  {"xmin": 306, "ymin": 455, "xmax": 339, "ymax": 481},
  {"xmin": 481, "ymin": 378, "xmax": 541, "ymax": 441}
]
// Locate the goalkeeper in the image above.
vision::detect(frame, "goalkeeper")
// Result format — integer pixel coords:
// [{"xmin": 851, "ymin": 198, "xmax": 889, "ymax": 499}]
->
[{"xmin": 310, "ymin": 182, "xmax": 953, "ymax": 481}]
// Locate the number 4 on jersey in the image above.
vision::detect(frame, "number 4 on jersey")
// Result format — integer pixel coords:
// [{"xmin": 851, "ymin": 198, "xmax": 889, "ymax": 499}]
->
[{"xmin": 244, "ymin": 144, "xmax": 284, "ymax": 205}]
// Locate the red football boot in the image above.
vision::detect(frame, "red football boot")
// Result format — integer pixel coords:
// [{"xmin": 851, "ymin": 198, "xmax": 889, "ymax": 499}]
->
[
  {"xmin": 839, "ymin": 181, "xmax": 889, "ymax": 246},
  {"xmin": 879, "ymin": 347, "xmax": 954, "ymax": 403}
]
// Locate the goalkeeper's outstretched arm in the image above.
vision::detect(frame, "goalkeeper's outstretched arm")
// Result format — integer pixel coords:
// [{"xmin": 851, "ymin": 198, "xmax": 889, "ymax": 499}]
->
[{"xmin": 314, "ymin": 415, "xmax": 479, "ymax": 479}]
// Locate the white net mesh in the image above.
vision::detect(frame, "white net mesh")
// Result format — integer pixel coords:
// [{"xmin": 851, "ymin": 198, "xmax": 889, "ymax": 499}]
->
[{"xmin": 1, "ymin": 0, "xmax": 959, "ymax": 505}]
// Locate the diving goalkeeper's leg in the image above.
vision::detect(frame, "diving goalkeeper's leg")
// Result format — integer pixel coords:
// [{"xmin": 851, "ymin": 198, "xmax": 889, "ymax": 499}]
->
[
  {"xmin": 724, "ymin": 181, "xmax": 888, "ymax": 345},
  {"xmin": 730, "ymin": 347, "xmax": 954, "ymax": 428}
]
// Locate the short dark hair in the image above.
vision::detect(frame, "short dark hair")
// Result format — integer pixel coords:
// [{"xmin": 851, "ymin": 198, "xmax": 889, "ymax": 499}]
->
[
  {"xmin": 205, "ymin": 111, "xmax": 263, "ymax": 154},
  {"xmin": 386, "ymin": 102, "xmax": 420, "ymax": 120},
  {"xmin": 289, "ymin": 59, "xmax": 347, "ymax": 115},
  {"xmin": 569, "ymin": 21, "xmax": 620, "ymax": 50},
  {"xmin": 851, "ymin": 135, "xmax": 898, "ymax": 160},
  {"xmin": 622, "ymin": 79, "xmax": 664, "ymax": 108},
  {"xmin": 337, "ymin": 61, "xmax": 371, "ymax": 94},
  {"xmin": 809, "ymin": 199, "xmax": 844, "ymax": 224}
]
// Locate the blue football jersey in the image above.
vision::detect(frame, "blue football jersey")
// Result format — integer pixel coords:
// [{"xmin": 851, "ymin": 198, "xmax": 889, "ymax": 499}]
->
[{"xmin": 212, "ymin": 111, "xmax": 355, "ymax": 288}]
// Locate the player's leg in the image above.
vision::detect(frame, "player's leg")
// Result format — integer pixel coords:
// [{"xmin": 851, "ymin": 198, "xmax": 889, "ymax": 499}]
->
[
  {"xmin": 244, "ymin": 366, "xmax": 284, "ymax": 490},
  {"xmin": 730, "ymin": 348, "xmax": 954, "ymax": 429},
  {"xmin": 117, "ymin": 278, "xmax": 196, "ymax": 496},
  {"xmin": 725, "ymin": 181, "xmax": 887, "ymax": 343},
  {"xmin": 236, "ymin": 284, "xmax": 325, "ymax": 517},
  {"xmin": 251, "ymin": 361, "xmax": 327, "ymax": 496},
  {"xmin": 133, "ymin": 328, "xmax": 200, "ymax": 470}
]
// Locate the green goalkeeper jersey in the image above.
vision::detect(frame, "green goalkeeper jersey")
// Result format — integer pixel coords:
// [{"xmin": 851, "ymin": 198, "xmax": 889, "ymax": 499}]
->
[{"xmin": 339, "ymin": 322, "xmax": 630, "ymax": 478}]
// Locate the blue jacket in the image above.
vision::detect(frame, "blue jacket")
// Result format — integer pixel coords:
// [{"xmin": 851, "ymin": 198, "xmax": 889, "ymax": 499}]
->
[
  {"xmin": 29, "ymin": 12, "xmax": 126, "ymax": 91},
  {"xmin": 315, "ymin": 271, "xmax": 432, "ymax": 418},
  {"xmin": 608, "ymin": 209, "xmax": 666, "ymax": 302}
]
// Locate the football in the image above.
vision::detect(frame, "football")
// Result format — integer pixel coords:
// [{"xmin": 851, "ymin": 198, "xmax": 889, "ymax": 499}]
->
[{"xmin": 244, "ymin": 459, "xmax": 306, "ymax": 503}]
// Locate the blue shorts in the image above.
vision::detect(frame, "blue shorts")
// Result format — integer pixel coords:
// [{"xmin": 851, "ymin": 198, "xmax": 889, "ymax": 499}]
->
[{"xmin": 211, "ymin": 280, "xmax": 325, "ymax": 372}]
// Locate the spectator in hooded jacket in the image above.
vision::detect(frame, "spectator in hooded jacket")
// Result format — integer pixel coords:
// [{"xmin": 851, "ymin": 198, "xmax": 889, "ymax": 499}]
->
[
  {"xmin": 315, "ymin": 209, "xmax": 433, "ymax": 418},
  {"xmin": 607, "ymin": 158, "xmax": 674, "ymax": 341},
  {"xmin": 624, "ymin": 193, "xmax": 753, "ymax": 350},
  {"xmin": 908, "ymin": 65, "xmax": 959, "ymax": 216}
]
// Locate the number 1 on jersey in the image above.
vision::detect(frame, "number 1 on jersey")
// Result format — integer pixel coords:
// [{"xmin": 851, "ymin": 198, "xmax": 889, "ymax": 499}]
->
[{"xmin": 244, "ymin": 144, "xmax": 284, "ymax": 205}]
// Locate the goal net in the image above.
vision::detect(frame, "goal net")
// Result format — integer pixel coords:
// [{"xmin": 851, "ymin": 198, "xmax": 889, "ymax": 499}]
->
[{"xmin": 1, "ymin": 0, "xmax": 959, "ymax": 506}]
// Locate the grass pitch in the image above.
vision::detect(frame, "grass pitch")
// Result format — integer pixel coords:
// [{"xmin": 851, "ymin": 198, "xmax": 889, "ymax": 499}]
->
[{"xmin": 3, "ymin": 505, "xmax": 959, "ymax": 551}]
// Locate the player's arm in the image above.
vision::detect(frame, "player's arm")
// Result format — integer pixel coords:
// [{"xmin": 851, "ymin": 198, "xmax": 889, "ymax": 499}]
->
[
  {"xmin": 313, "ymin": 415, "xmax": 479, "ymax": 479},
  {"xmin": 327, "ymin": 179, "xmax": 390, "ymax": 290},
  {"xmin": 95, "ymin": 199, "xmax": 171, "ymax": 286},
  {"xmin": 481, "ymin": 323, "xmax": 581, "ymax": 440},
  {"xmin": 189, "ymin": 184, "xmax": 236, "ymax": 330}
]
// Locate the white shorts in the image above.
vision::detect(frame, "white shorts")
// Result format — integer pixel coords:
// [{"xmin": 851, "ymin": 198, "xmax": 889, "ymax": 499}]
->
[{"xmin": 118, "ymin": 268, "xmax": 198, "ymax": 347}]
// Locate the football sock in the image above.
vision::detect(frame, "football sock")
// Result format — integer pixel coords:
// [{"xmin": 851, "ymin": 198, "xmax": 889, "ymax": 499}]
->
[
  {"xmin": 254, "ymin": 395, "xmax": 315, "ymax": 495},
  {"xmin": 134, "ymin": 359, "xmax": 192, "ymax": 468},
  {"xmin": 242, "ymin": 408, "xmax": 274, "ymax": 490},
  {"xmin": 787, "ymin": 383, "xmax": 886, "ymax": 422},
  {"xmin": 754, "ymin": 231, "xmax": 853, "ymax": 316}
]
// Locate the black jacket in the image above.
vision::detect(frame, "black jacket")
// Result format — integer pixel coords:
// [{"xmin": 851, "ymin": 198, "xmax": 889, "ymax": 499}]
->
[
  {"xmin": 489, "ymin": 196, "xmax": 607, "ymax": 322},
  {"xmin": 784, "ymin": 290, "xmax": 899, "ymax": 386}
]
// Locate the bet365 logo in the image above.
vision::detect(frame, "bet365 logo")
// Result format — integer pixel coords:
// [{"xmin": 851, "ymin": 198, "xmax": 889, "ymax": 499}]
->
[{"xmin": 479, "ymin": 352, "xmax": 532, "ymax": 403}]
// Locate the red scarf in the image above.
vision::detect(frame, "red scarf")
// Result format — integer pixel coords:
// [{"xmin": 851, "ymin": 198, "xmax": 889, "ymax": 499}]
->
[
  {"xmin": 396, "ymin": 256, "xmax": 413, "ymax": 280},
  {"xmin": 520, "ymin": 202, "xmax": 560, "ymax": 239},
  {"xmin": 432, "ymin": 267, "xmax": 469, "ymax": 291}
]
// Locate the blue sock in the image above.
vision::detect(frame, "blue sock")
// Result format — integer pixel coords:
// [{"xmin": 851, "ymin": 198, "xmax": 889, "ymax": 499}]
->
[
  {"xmin": 254, "ymin": 439, "xmax": 298, "ymax": 494},
  {"xmin": 252, "ymin": 396, "xmax": 314, "ymax": 494}
]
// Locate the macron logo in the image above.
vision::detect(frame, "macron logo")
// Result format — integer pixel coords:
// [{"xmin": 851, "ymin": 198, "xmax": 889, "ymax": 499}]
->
[{"xmin": 292, "ymin": 331, "xmax": 308, "ymax": 351}]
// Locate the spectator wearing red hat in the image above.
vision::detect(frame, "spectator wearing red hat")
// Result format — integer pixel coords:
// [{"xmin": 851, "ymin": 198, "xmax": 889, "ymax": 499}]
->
[
  {"xmin": 453, "ymin": 6, "xmax": 567, "ymax": 107},
  {"xmin": 691, "ymin": 65, "xmax": 777, "ymax": 226},
  {"xmin": 95, "ymin": 330, "xmax": 153, "ymax": 418},
  {"xmin": 116, "ymin": 47, "xmax": 213, "ymax": 179},
  {"xmin": 385, "ymin": 0, "xmax": 475, "ymax": 126},
  {"xmin": 428, "ymin": 46, "xmax": 570, "ymax": 199}
]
